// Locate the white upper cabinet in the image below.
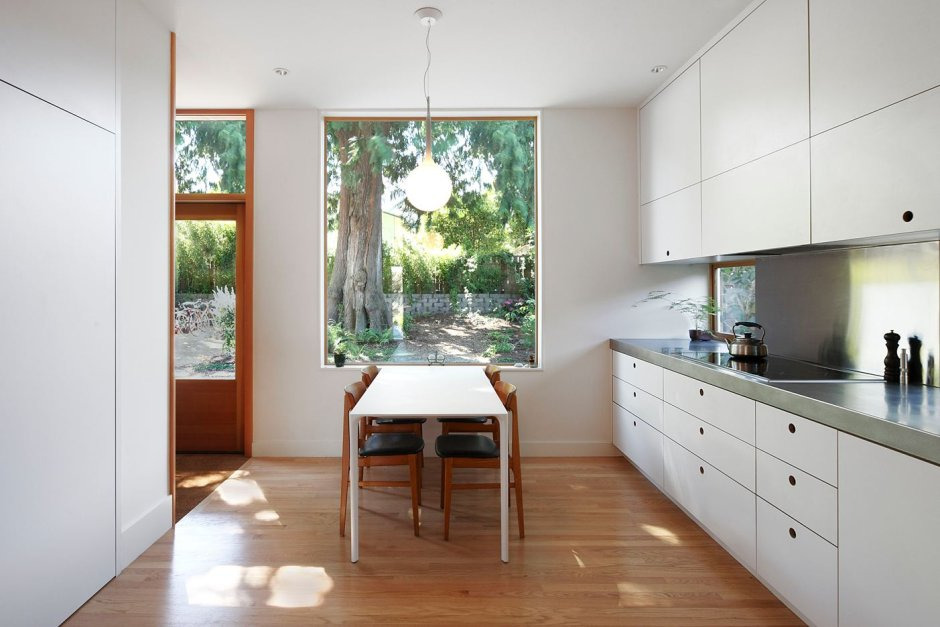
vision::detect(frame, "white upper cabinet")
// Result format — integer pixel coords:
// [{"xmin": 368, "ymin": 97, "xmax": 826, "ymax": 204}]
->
[
  {"xmin": 700, "ymin": 0, "xmax": 809, "ymax": 178},
  {"xmin": 0, "ymin": 0, "xmax": 116, "ymax": 131},
  {"xmin": 702, "ymin": 141, "xmax": 810, "ymax": 256},
  {"xmin": 810, "ymin": 0, "xmax": 940, "ymax": 135},
  {"xmin": 811, "ymin": 86, "xmax": 940, "ymax": 243},
  {"xmin": 640, "ymin": 185, "xmax": 701, "ymax": 263},
  {"xmin": 639, "ymin": 63, "xmax": 701, "ymax": 204}
]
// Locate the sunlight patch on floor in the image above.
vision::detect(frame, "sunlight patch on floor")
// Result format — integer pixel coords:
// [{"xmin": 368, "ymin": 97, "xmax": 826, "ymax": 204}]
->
[
  {"xmin": 217, "ymin": 478, "xmax": 268, "ymax": 507},
  {"xmin": 571, "ymin": 549, "xmax": 586, "ymax": 568},
  {"xmin": 640, "ymin": 523, "xmax": 681, "ymax": 546},
  {"xmin": 255, "ymin": 509, "xmax": 280, "ymax": 522},
  {"xmin": 179, "ymin": 472, "xmax": 229, "ymax": 489},
  {"xmin": 185, "ymin": 565, "xmax": 334, "ymax": 608}
]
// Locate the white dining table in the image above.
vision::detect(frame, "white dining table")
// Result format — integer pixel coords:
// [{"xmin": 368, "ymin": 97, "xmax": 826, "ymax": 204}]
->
[{"xmin": 347, "ymin": 365, "xmax": 511, "ymax": 562}]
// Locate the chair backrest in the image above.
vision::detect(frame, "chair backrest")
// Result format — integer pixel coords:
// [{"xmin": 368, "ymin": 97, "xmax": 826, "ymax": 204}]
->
[
  {"xmin": 344, "ymin": 381, "xmax": 367, "ymax": 413},
  {"xmin": 484, "ymin": 364, "xmax": 501, "ymax": 385},
  {"xmin": 493, "ymin": 381, "xmax": 521, "ymax": 459},
  {"xmin": 361, "ymin": 365, "xmax": 380, "ymax": 387}
]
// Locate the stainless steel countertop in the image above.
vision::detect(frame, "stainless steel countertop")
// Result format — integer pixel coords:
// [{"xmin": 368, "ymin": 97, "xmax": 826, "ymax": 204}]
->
[{"xmin": 610, "ymin": 338, "xmax": 940, "ymax": 467}]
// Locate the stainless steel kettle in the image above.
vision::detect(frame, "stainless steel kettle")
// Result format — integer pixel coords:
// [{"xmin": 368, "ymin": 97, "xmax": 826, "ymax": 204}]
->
[{"xmin": 725, "ymin": 321, "xmax": 768, "ymax": 360}]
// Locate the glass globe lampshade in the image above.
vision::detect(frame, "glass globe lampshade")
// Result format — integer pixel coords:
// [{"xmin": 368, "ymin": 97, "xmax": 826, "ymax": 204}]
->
[{"xmin": 405, "ymin": 155, "xmax": 452, "ymax": 212}]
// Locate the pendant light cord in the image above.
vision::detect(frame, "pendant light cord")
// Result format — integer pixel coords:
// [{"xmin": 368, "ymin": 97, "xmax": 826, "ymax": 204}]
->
[{"xmin": 423, "ymin": 24, "xmax": 433, "ymax": 159}]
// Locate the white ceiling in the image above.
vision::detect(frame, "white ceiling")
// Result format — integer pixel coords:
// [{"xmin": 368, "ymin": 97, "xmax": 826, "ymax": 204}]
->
[{"xmin": 168, "ymin": 0, "xmax": 750, "ymax": 110}]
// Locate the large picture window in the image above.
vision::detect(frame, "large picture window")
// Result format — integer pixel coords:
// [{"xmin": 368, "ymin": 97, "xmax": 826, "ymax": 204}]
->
[{"xmin": 324, "ymin": 117, "xmax": 538, "ymax": 366}]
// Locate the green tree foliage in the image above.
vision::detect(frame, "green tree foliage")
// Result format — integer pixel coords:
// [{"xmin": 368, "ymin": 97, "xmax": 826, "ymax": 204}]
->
[
  {"xmin": 175, "ymin": 221, "xmax": 236, "ymax": 294},
  {"xmin": 175, "ymin": 120, "xmax": 247, "ymax": 193}
]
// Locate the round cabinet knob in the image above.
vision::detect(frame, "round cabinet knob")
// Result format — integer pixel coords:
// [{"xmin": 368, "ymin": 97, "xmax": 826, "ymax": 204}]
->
[
  {"xmin": 788, "ymin": 423, "xmax": 796, "ymax": 434},
  {"xmin": 699, "ymin": 466, "xmax": 704, "ymax": 475},
  {"xmin": 789, "ymin": 527, "xmax": 797, "ymax": 539},
  {"xmin": 699, "ymin": 388, "xmax": 704, "ymax": 397},
  {"xmin": 699, "ymin": 427, "xmax": 704, "ymax": 435},
  {"xmin": 788, "ymin": 475, "xmax": 797, "ymax": 486},
  {"xmin": 902, "ymin": 210, "xmax": 914, "ymax": 223}
]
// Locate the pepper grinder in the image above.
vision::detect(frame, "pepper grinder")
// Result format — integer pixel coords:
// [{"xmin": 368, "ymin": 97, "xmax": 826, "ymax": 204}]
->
[
  {"xmin": 908, "ymin": 335, "xmax": 923, "ymax": 385},
  {"xmin": 900, "ymin": 348, "xmax": 909, "ymax": 388},
  {"xmin": 884, "ymin": 330, "xmax": 901, "ymax": 383}
]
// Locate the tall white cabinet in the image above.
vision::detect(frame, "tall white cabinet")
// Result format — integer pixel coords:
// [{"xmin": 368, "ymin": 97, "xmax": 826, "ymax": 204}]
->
[{"xmin": 0, "ymin": 82, "xmax": 116, "ymax": 626}]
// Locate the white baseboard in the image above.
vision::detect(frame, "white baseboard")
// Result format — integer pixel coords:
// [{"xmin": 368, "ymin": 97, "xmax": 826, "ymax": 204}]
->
[
  {"xmin": 118, "ymin": 494, "xmax": 172, "ymax": 572},
  {"xmin": 252, "ymin": 439, "xmax": 340, "ymax": 457},
  {"xmin": 252, "ymin": 439, "xmax": 618, "ymax": 458}
]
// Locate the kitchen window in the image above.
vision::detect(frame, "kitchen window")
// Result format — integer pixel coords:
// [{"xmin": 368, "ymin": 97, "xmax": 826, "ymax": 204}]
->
[
  {"xmin": 323, "ymin": 117, "xmax": 539, "ymax": 367},
  {"xmin": 712, "ymin": 261, "xmax": 756, "ymax": 335}
]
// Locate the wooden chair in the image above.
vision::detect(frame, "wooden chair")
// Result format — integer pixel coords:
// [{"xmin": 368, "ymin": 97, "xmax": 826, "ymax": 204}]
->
[
  {"xmin": 437, "ymin": 365, "xmax": 501, "ymax": 442},
  {"xmin": 359, "ymin": 366, "xmax": 426, "ymax": 470},
  {"xmin": 435, "ymin": 381, "xmax": 524, "ymax": 540},
  {"xmin": 340, "ymin": 381, "xmax": 424, "ymax": 537}
]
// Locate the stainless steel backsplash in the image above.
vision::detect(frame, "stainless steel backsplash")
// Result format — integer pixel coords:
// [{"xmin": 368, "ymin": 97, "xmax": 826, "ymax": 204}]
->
[{"xmin": 756, "ymin": 241, "xmax": 939, "ymax": 386}]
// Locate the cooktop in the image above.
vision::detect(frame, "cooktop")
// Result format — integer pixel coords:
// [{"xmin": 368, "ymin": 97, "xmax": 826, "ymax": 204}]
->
[{"xmin": 672, "ymin": 350, "xmax": 884, "ymax": 383}]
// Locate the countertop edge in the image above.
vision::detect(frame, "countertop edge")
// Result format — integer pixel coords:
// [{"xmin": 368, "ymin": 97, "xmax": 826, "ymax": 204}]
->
[{"xmin": 609, "ymin": 338, "xmax": 940, "ymax": 467}]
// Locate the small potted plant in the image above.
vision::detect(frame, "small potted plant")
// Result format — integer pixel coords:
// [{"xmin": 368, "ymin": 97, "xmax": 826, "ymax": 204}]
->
[
  {"xmin": 634, "ymin": 290, "xmax": 719, "ymax": 341},
  {"xmin": 332, "ymin": 343, "xmax": 347, "ymax": 367}
]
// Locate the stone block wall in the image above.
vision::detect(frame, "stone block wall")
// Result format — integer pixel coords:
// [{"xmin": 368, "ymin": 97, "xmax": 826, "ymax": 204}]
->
[{"xmin": 384, "ymin": 293, "xmax": 515, "ymax": 317}]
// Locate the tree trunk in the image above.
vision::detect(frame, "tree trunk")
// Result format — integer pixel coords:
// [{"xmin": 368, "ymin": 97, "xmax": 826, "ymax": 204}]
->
[{"xmin": 326, "ymin": 123, "xmax": 392, "ymax": 333}]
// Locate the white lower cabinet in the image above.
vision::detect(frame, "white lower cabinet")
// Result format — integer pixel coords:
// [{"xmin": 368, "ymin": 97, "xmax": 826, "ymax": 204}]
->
[
  {"xmin": 664, "ymin": 438, "xmax": 756, "ymax": 570},
  {"xmin": 756, "ymin": 451, "xmax": 837, "ymax": 545},
  {"xmin": 613, "ymin": 403, "xmax": 664, "ymax": 488},
  {"xmin": 757, "ymin": 499, "xmax": 837, "ymax": 627},
  {"xmin": 664, "ymin": 403, "xmax": 755, "ymax": 491},
  {"xmin": 838, "ymin": 433, "xmax": 940, "ymax": 627}
]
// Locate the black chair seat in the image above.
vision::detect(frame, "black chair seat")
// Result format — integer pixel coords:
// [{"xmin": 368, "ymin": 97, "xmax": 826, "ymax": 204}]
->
[
  {"xmin": 435, "ymin": 434, "xmax": 499, "ymax": 459},
  {"xmin": 372, "ymin": 417, "xmax": 428, "ymax": 425},
  {"xmin": 360, "ymin": 433, "xmax": 425, "ymax": 457},
  {"xmin": 437, "ymin": 416, "xmax": 490, "ymax": 424}
]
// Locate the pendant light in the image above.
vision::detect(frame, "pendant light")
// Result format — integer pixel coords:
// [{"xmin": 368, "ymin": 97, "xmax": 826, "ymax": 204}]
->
[{"xmin": 405, "ymin": 7, "xmax": 452, "ymax": 212}]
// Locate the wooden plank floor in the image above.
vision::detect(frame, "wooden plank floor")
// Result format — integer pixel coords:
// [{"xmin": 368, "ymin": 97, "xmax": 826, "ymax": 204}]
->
[{"xmin": 68, "ymin": 457, "xmax": 802, "ymax": 625}]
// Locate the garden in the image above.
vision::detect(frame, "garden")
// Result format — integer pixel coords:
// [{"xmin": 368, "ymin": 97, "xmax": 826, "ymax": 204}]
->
[{"xmin": 325, "ymin": 118, "xmax": 538, "ymax": 366}]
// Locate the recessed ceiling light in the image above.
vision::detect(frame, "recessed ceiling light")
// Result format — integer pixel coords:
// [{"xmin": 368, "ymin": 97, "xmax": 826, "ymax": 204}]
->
[
  {"xmin": 273, "ymin": 67, "xmax": 289, "ymax": 76},
  {"xmin": 650, "ymin": 65, "xmax": 668, "ymax": 74}
]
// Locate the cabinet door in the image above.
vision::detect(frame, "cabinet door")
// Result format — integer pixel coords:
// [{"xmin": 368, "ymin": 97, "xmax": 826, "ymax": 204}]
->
[
  {"xmin": 701, "ymin": 141, "xmax": 810, "ymax": 256},
  {"xmin": 613, "ymin": 377, "xmax": 663, "ymax": 431},
  {"xmin": 756, "ymin": 404, "xmax": 837, "ymax": 486},
  {"xmin": 756, "ymin": 451, "xmax": 837, "ymax": 545},
  {"xmin": 616, "ymin": 406, "xmax": 664, "ymax": 489},
  {"xmin": 0, "ymin": 83, "xmax": 116, "ymax": 625},
  {"xmin": 611, "ymin": 351, "xmax": 663, "ymax": 398},
  {"xmin": 757, "ymin": 499, "xmax": 837, "ymax": 627},
  {"xmin": 839, "ymin": 433, "xmax": 940, "ymax": 626},
  {"xmin": 810, "ymin": 0, "xmax": 940, "ymax": 134},
  {"xmin": 664, "ymin": 403, "xmax": 755, "ymax": 491},
  {"xmin": 0, "ymin": 0, "xmax": 116, "ymax": 131},
  {"xmin": 700, "ymin": 0, "xmax": 809, "ymax": 178},
  {"xmin": 639, "ymin": 184, "xmax": 701, "ymax": 263},
  {"xmin": 811, "ymin": 87, "xmax": 940, "ymax": 243},
  {"xmin": 664, "ymin": 437, "xmax": 707, "ymax": 521},
  {"xmin": 663, "ymin": 370, "xmax": 756, "ymax": 444},
  {"xmin": 639, "ymin": 63, "xmax": 701, "ymax": 203},
  {"xmin": 698, "ymin": 457, "xmax": 757, "ymax": 571}
]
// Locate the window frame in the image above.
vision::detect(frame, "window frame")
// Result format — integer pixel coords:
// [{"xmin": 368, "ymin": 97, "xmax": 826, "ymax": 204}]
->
[
  {"xmin": 709, "ymin": 259, "xmax": 756, "ymax": 340},
  {"xmin": 320, "ymin": 113, "xmax": 542, "ymax": 369}
]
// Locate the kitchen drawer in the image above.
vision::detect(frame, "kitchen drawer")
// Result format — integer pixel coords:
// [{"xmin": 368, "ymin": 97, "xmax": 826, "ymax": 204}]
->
[
  {"xmin": 757, "ymin": 499, "xmax": 837, "ymax": 627},
  {"xmin": 756, "ymin": 404, "xmax": 837, "ymax": 486},
  {"xmin": 756, "ymin": 451, "xmax": 837, "ymax": 545},
  {"xmin": 612, "ymin": 351, "xmax": 663, "ymax": 398},
  {"xmin": 613, "ymin": 403, "xmax": 664, "ymax": 488},
  {"xmin": 664, "ymin": 403, "xmax": 755, "ymax": 491},
  {"xmin": 613, "ymin": 377, "xmax": 663, "ymax": 431},
  {"xmin": 664, "ymin": 438, "xmax": 756, "ymax": 571},
  {"xmin": 663, "ymin": 370, "xmax": 755, "ymax": 443}
]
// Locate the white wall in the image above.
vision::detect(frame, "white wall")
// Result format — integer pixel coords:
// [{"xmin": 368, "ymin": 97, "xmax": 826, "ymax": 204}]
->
[
  {"xmin": 115, "ymin": 0, "xmax": 172, "ymax": 571},
  {"xmin": 253, "ymin": 108, "xmax": 706, "ymax": 456}
]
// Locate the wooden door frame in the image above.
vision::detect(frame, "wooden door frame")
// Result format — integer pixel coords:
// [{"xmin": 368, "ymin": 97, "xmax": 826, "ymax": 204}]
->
[{"xmin": 170, "ymin": 107, "xmax": 254, "ymax": 519}]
